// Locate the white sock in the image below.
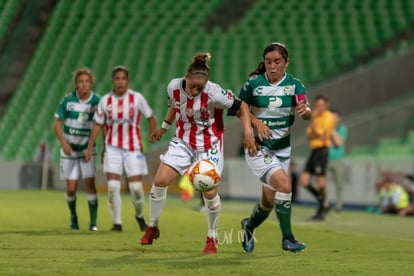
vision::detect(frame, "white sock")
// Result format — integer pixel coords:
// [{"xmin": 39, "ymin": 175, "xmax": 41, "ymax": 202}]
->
[
  {"xmin": 148, "ymin": 185, "xmax": 167, "ymax": 227},
  {"xmin": 129, "ymin": 181, "xmax": 144, "ymax": 217},
  {"xmin": 108, "ymin": 180, "xmax": 122, "ymax": 225},
  {"xmin": 204, "ymin": 194, "xmax": 221, "ymax": 238},
  {"xmin": 65, "ymin": 194, "xmax": 76, "ymax": 202},
  {"xmin": 87, "ymin": 194, "xmax": 98, "ymax": 202}
]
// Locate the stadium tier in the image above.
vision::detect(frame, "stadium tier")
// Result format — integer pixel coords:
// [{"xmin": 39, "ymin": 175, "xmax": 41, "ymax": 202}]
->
[
  {"xmin": 0, "ymin": 0, "xmax": 414, "ymax": 161},
  {"xmin": 0, "ymin": 0, "xmax": 20, "ymax": 41}
]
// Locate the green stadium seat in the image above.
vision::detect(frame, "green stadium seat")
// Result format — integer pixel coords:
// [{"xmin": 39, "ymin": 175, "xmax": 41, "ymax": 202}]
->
[{"xmin": 2, "ymin": 0, "xmax": 414, "ymax": 160}]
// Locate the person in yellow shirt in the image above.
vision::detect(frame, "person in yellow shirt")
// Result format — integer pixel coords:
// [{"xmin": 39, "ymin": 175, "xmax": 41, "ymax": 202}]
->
[{"xmin": 300, "ymin": 95, "xmax": 335, "ymax": 220}]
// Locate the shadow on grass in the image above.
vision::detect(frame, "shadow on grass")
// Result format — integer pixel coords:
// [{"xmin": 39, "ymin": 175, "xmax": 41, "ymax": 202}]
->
[{"xmin": 89, "ymin": 247, "xmax": 283, "ymax": 270}]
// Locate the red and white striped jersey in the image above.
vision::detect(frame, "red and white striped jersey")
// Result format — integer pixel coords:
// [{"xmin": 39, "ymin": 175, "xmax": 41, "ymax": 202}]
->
[
  {"xmin": 168, "ymin": 78, "xmax": 235, "ymax": 152},
  {"xmin": 94, "ymin": 89, "xmax": 153, "ymax": 151}
]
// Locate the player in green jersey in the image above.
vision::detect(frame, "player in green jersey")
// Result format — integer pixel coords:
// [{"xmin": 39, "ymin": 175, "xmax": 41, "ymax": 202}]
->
[
  {"xmin": 53, "ymin": 68, "xmax": 101, "ymax": 231},
  {"xmin": 239, "ymin": 42, "xmax": 311, "ymax": 253}
]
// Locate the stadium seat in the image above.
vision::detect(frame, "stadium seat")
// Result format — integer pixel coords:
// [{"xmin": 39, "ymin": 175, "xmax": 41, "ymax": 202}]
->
[{"xmin": 1, "ymin": 0, "xmax": 414, "ymax": 160}]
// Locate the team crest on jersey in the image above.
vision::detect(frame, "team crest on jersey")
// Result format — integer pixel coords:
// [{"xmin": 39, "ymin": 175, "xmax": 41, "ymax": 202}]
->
[
  {"xmin": 129, "ymin": 102, "xmax": 134, "ymax": 118},
  {"xmin": 283, "ymin": 85, "xmax": 295, "ymax": 96},
  {"xmin": 200, "ymin": 106, "xmax": 209, "ymax": 122},
  {"xmin": 227, "ymin": 90, "xmax": 234, "ymax": 100},
  {"xmin": 186, "ymin": 108, "xmax": 194, "ymax": 117},
  {"xmin": 263, "ymin": 154, "xmax": 272, "ymax": 164}
]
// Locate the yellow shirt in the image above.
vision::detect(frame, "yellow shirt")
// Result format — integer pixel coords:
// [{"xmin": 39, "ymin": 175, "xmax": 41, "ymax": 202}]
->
[{"xmin": 307, "ymin": 110, "xmax": 335, "ymax": 149}]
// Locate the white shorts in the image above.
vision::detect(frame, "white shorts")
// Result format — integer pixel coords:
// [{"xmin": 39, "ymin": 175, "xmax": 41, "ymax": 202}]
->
[
  {"xmin": 161, "ymin": 138, "xmax": 224, "ymax": 175},
  {"xmin": 245, "ymin": 147, "xmax": 290, "ymax": 185},
  {"xmin": 103, "ymin": 144, "xmax": 148, "ymax": 177},
  {"xmin": 59, "ymin": 149, "xmax": 96, "ymax": 180}
]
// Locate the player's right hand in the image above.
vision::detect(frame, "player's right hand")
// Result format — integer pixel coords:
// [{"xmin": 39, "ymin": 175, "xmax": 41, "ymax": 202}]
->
[
  {"xmin": 254, "ymin": 120, "xmax": 272, "ymax": 141},
  {"xmin": 62, "ymin": 142, "xmax": 72, "ymax": 156},
  {"xmin": 85, "ymin": 147, "xmax": 92, "ymax": 161}
]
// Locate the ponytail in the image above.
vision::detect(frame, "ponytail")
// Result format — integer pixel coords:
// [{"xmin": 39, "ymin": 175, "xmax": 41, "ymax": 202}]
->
[{"xmin": 186, "ymin": 52, "xmax": 211, "ymax": 77}]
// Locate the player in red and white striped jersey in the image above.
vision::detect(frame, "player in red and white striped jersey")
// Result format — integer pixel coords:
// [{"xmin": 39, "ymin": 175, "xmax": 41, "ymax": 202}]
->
[
  {"xmin": 86, "ymin": 66, "xmax": 156, "ymax": 232},
  {"xmin": 140, "ymin": 52, "xmax": 257, "ymax": 253}
]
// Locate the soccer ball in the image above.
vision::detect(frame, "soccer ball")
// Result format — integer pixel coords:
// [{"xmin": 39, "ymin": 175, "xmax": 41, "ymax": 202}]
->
[{"xmin": 188, "ymin": 159, "xmax": 221, "ymax": 192}]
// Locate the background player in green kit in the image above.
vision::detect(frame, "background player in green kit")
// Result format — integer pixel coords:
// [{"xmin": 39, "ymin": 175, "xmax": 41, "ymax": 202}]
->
[
  {"xmin": 54, "ymin": 68, "xmax": 101, "ymax": 231},
  {"xmin": 239, "ymin": 42, "xmax": 311, "ymax": 253}
]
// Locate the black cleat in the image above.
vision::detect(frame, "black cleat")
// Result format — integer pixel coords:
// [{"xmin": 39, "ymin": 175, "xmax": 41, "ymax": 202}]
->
[
  {"xmin": 135, "ymin": 215, "xmax": 148, "ymax": 232},
  {"xmin": 110, "ymin": 224, "xmax": 122, "ymax": 232}
]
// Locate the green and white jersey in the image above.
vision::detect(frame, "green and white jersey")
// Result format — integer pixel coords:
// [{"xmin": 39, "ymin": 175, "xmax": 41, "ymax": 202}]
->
[
  {"xmin": 54, "ymin": 91, "xmax": 100, "ymax": 153},
  {"xmin": 239, "ymin": 72, "xmax": 307, "ymax": 154}
]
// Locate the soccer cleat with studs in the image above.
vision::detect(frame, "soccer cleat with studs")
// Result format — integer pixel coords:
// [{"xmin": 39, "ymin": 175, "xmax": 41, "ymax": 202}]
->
[
  {"xmin": 140, "ymin": 226, "xmax": 160, "ymax": 245},
  {"xmin": 282, "ymin": 237, "xmax": 306, "ymax": 253},
  {"xmin": 203, "ymin": 237, "xmax": 218, "ymax": 254},
  {"xmin": 241, "ymin": 218, "xmax": 255, "ymax": 253},
  {"xmin": 89, "ymin": 224, "xmax": 98, "ymax": 231},
  {"xmin": 70, "ymin": 215, "xmax": 79, "ymax": 230},
  {"xmin": 110, "ymin": 224, "xmax": 122, "ymax": 232},
  {"xmin": 135, "ymin": 215, "xmax": 148, "ymax": 232}
]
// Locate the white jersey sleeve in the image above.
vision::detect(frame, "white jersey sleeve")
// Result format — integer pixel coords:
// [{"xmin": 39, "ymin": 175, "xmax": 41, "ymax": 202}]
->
[
  {"xmin": 136, "ymin": 92, "xmax": 153, "ymax": 119},
  {"xmin": 207, "ymin": 82, "xmax": 235, "ymax": 110},
  {"xmin": 94, "ymin": 95, "xmax": 107, "ymax": 125}
]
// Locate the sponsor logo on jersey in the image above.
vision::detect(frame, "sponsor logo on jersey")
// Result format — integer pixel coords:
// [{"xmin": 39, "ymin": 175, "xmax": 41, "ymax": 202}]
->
[
  {"xmin": 67, "ymin": 103, "xmax": 76, "ymax": 111},
  {"xmin": 255, "ymin": 87, "xmax": 263, "ymax": 95},
  {"xmin": 110, "ymin": 118, "xmax": 133, "ymax": 124},
  {"xmin": 68, "ymin": 127, "xmax": 90, "ymax": 136},
  {"xmin": 262, "ymin": 120, "xmax": 286, "ymax": 127},
  {"xmin": 77, "ymin": 112, "xmax": 89, "ymax": 123}
]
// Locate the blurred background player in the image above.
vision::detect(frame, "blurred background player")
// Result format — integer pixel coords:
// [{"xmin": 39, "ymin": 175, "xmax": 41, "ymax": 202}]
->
[
  {"xmin": 86, "ymin": 66, "xmax": 156, "ymax": 232},
  {"xmin": 300, "ymin": 95, "xmax": 335, "ymax": 221},
  {"xmin": 53, "ymin": 67, "xmax": 100, "ymax": 231},
  {"xmin": 239, "ymin": 42, "xmax": 311, "ymax": 253},
  {"xmin": 140, "ymin": 52, "xmax": 256, "ymax": 254},
  {"xmin": 328, "ymin": 109, "xmax": 348, "ymax": 213}
]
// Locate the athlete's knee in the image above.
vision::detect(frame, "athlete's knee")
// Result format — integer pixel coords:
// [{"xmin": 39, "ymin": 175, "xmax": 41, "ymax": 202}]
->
[
  {"xmin": 129, "ymin": 181, "xmax": 143, "ymax": 192},
  {"xmin": 202, "ymin": 188, "xmax": 217, "ymax": 200},
  {"xmin": 275, "ymin": 176, "xmax": 292, "ymax": 193},
  {"xmin": 149, "ymin": 184, "xmax": 167, "ymax": 201},
  {"xmin": 300, "ymin": 173, "xmax": 310, "ymax": 186},
  {"xmin": 203, "ymin": 194, "xmax": 221, "ymax": 212},
  {"xmin": 108, "ymin": 180, "xmax": 120, "ymax": 193},
  {"xmin": 261, "ymin": 197, "xmax": 274, "ymax": 209},
  {"xmin": 84, "ymin": 178, "xmax": 96, "ymax": 194}
]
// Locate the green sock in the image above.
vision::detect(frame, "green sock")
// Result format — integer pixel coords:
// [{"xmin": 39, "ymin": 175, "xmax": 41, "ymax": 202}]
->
[
  {"xmin": 274, "ymin": 192, "xmax": 293, "ymax": 239},
  {"xmin": 246, "ymin": 202, "xmax": 272, "ymax": 230},
  {"xmin": 66, "ymin": 195, "xmax": 77, "ymax": 216},
  {"xmin": 87, "ymin": 194, "xmax": 98, "ymax": 226}
]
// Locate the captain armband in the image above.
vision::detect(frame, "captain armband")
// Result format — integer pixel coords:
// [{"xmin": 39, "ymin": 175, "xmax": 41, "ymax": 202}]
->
[{"xmin": 227, "ymin": 98, "xmax": 242, "ymax": 116}]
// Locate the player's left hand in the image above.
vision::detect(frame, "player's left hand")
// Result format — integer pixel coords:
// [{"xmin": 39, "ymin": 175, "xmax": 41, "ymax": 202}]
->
[
  {"xmin": 297, "ymin": 102, "xmax": 311, "ymax": 119},
  {"xmin": 244, "ymin": 134, "xmax": 257, "ymax": 157}
]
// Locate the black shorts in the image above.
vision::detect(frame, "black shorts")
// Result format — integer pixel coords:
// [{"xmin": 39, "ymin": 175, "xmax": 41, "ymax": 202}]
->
[{"xmin": 304, "ymin": 147, "xmax": 328, "ymax": 176}]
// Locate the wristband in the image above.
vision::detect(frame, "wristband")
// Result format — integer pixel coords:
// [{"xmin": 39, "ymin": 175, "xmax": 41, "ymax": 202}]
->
[{"xmin": 161, "ymin": 120, "xmax": 171, "ymax": 131}]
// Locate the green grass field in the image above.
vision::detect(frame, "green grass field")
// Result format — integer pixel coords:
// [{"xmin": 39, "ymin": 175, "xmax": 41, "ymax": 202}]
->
[{"xmin": 1, "ymin": 190, "xmax": 414, "ymax": 276}]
